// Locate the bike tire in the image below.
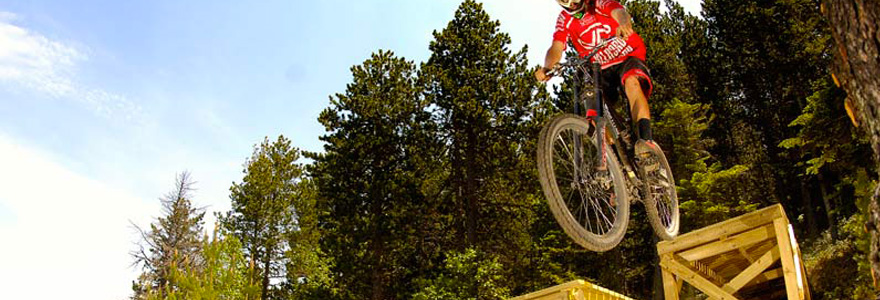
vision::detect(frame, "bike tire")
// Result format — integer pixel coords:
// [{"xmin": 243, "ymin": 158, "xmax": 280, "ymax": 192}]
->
[
  {"xmin": 640, "ymin": 143, "xmax": 680, "ymax": 240},
  {"xmin": 537, "ymin": 114, "xmax": 629, "ymax": 252}
]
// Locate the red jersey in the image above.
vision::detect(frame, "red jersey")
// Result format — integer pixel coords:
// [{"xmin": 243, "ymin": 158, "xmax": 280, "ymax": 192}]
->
[{"xmin": 552, "ymin": 0, "xmax": 646, "ymax": 69}]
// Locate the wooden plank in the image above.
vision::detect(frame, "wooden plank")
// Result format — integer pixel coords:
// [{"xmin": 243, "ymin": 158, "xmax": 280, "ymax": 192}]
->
[
  {"xmin": 773, "ymin": 218, "xmax": 800, "ymax": 300},
  {"xmin": 678, "ymin": 224, "xmax": 776, "ymax": 261},
  {"xmin": 661, "ymin": 256, "xmax": 740, "ymax": 300},
  {"xmin": 570, "ymin": 288, "xmax": 584, "ymax": 300},
  {"xmin": 583, "ymin": 281, "xmax": 634, "ymax": 300},
  {"xmin": 658, "ymin": 205, "xmax": 784, "ymax": 254},
  {"xmin": 507, "ymin": 280, "xmax": 635, "ymax": 300},
  {"xmin": 787, "ymin": 226, "xmax": 812, "ymax": 300},
  {"xmin": 662, "ymin": 268, "xmax": 680, "ymax": 300},
  {"xmin": 690, "ymin": 259, "xmax": 726, "ymax": 285},
  {"xmin": 509, "ymin": 280, "xmax": 585, "ymax": 300},
  {"xmin": 738, "ymin": 247, "xmax": 756, "ymax": 264},
  {"xmin": 722, "ymin": 247, "xmax": 781, "ymax": 294},
  {"xmin": 748, "ymin": 268, "xmax": 783, "ymax": 286}
]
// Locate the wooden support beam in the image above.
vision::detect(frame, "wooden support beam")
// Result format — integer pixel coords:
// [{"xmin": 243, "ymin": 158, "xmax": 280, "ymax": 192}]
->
[
  {"xmin": 678, "ymin": 224, "xmax": 776, "ymax": 261},
  {"xmin": 662, "ymin": 268, "xmax": 680, "ymax": 300},
  {"xmin": 738, "ymin": 247, "xmax": 756, "ymax": 264},
  {"xmin": 749, "ymin": 267, "xmax": 783, "ymax": 286},
  {"xmin": 774, "ymin": 219, "xmax": 800, "ymax": 300},
  {"xmin": 723, "ymin": 247, "xmax": 781, "ymax": 294},
  {"xmin": 661, "ymin": 256, "xmax": 740, "ymax": 300}
]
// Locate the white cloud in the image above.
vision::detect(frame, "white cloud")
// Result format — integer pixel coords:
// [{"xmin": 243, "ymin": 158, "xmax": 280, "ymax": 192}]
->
[
  {"xmin": 0, "ymin": 134, "xmax": 156, "ymax": 300},
  {"xmin": 0, "ymin": 13, "xmax": 142, "ymax": 121},
  {"xmin": 0, "ymin": 11, "xmax": 17, "ymax": 22}
]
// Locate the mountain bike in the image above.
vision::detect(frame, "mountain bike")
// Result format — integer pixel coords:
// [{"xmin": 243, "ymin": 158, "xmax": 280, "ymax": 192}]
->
[{"xmin": 537, "ymin": 38, "xmax": 679, "ymax": 252}]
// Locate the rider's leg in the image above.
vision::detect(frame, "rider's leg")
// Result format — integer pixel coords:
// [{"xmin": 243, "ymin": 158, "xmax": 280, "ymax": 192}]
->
[
  {"xmin": 623, "ymin": 76, "xmax": 652, "ymax": 141},
  {"xmin": 623, "ymin": 74, "xmax": 658, "ymax": 173}
]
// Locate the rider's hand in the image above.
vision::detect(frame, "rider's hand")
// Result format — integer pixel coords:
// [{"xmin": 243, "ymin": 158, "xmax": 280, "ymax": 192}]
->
[
  {"xmin": 616, "ymin": 20, "xmax": 634, "ymax": 39},
  {"xmin": 535, "ymin": 67, "xmax": 552, "ymax": 82}
]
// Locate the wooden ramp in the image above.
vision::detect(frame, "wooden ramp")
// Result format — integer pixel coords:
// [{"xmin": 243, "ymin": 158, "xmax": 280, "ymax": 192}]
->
[
  {"xmin": 509, "ymin": 279, "xmax": 636, "ymax": 300},
  {"xmin": 657, "ymin": 204, "xmax": 811, "ymax": 300}
]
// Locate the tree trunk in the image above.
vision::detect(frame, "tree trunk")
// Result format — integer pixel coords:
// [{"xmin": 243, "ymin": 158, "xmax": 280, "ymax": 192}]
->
[
  {"xmin": 262, "ymin": 252, "xmax": 271, "ymax": 300},
  {"xmin": 800, "ymin": 181, "xmax": 818, "ymax": 239},
  {"xmin": 822, "ymin": 0, "xmax": 880, "ymax": 288},
  {"xmin": 817, "ymin": 173, "xmax": 838, "ymax": 239},
  {"xmin": 370, "ymin": 191, "xmax": 387, "ymax": 300},
  {"xmin": 465, "ymin": 127, "xmax": 478, "ymax": 248},
  {"xmin": 370, "ymin": 237, "xmax": 387, "ymax": 300}
]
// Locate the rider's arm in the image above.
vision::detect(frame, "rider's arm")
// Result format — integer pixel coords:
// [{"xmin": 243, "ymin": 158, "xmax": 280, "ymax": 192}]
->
[
  {"xmin": 596, "ymin": 0, "xmax": 634, "ymax": 39},
  {"xmin": 536, "ymin": 41, "xmax": 566, "ymax": 82},
  {"xmin": 611, "ymin": 8, "xmax": 634, "ymax": 38}
]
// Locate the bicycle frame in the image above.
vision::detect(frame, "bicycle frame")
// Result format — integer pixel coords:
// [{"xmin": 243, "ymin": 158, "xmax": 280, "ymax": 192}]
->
[{"xmin": 551, "ymin": 37, "xmax": 640, "ymax": 188}]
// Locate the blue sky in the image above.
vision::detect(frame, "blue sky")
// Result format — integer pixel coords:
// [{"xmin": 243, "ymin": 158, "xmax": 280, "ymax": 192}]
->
[{"xmin": 0, "ymin": 0, "xmax": 701, "ymax": 298}]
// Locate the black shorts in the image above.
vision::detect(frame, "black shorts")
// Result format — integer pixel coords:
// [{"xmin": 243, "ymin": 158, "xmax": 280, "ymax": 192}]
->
[{"xmin": 588, "ymin": 57, "xmax": 653, "ymax": 113}]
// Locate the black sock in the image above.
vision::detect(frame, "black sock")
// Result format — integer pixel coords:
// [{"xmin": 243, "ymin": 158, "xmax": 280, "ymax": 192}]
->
[{"xmin": 638, "ymin": 118, "xmax": 653, "ymax": 141}]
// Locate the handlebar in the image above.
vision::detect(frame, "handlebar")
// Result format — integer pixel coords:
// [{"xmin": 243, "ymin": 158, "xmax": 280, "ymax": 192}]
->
[{"xmin": 545, "ymin": 37, "xmax": 618, "ymax": 78}]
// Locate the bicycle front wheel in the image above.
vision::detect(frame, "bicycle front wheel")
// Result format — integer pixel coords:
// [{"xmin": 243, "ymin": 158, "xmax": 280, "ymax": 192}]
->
[{"xmin": 537, "ymin": 114, "xmax": 629, "ymax": 252}]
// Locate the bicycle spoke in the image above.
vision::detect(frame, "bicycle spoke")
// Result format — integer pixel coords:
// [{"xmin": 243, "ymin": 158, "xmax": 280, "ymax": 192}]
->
[
  {"xmin": 582, "ymin": 193, "xmax": 593, "ymax": 234},
  {"xmin": 599, "ymin": 195, "xmax": 616, "ymax": 228},
  {"xmin": 553, "ymin": 145, "xmax": 576, "ymax": 172}
]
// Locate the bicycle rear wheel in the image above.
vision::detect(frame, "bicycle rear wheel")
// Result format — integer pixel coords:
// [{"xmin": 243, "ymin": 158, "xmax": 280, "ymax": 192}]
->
[
  {"xmin": 537, "ymin": 114, "xmax": 629, "ymax": 252},
  {"xmin": 640, "ymin": 143, "xmax": 680, "ymax": 240}
]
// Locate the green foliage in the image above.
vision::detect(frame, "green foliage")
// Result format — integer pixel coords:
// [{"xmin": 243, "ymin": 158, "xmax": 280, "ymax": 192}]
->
[
  {"xmin": 804, "ymin": 215, "xmax": 874, "ymax": 299},
  {"xmin": 654, "ymin": 100, "xmax": 714, "ymax": 180},
  {"xmin": 778, "ymin": 74, "xmax": 874, "ymax": 238},
  {"xmin": 219, "ymin": 135, "xmax": 306, "ymax": 299},
  {"xmin": 412, "ymin": 249, "xmax": 510, "ymax": 300},
  {"xmin": 141, "ymin": 233, "xmax": 261, "ymax": 300},
  {"xmin": 310, "ymin": 49, "xmax": 440, "ymax": 299},
  {"xmin": 421, "ymin": 1, "xmax": 551, "ymax": 294},
  {"xmin": 283, "ymin": 178, "xmax": 333, "ymax": 299},
  {"xmin": 678, "ymin": 162, "xmax": 760, "ymax": 229},
  {"xmin": 780, "ymin": 77, "xmax": 870, "ymax": 176}
]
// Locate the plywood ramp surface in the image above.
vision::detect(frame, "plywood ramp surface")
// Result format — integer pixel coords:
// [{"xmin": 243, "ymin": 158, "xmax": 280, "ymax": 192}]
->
[{"xmin": 509, "ymin": 279, "xmax": 636, "ymax": 300}]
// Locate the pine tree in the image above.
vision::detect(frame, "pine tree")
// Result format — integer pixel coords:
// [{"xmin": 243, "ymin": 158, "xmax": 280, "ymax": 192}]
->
[
  {"xmin": 420, "ymin": 0, "xmax": 546, "ymax": 276},
  {"xmin": 132, "ymin": 172, "xmax": 206, "ymax": 299},
  {"xmin": 310, "ymin": 50, "xmax": 441, "ymax": 300},
  {"xmin": 219, "ymin": 136, "xmax": 304, "ymax": 300}
]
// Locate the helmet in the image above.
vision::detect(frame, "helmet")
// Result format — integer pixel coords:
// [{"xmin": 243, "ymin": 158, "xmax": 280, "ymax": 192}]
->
[{"xmin": 556, "ymin": 0, "xmax": 584, "ymax": 13}]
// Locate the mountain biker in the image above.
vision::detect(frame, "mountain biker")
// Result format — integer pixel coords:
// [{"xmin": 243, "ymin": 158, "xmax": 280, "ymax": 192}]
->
[{"xmin": 535, "ymin": 0, "xmax": 656, "ymax": 157}]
